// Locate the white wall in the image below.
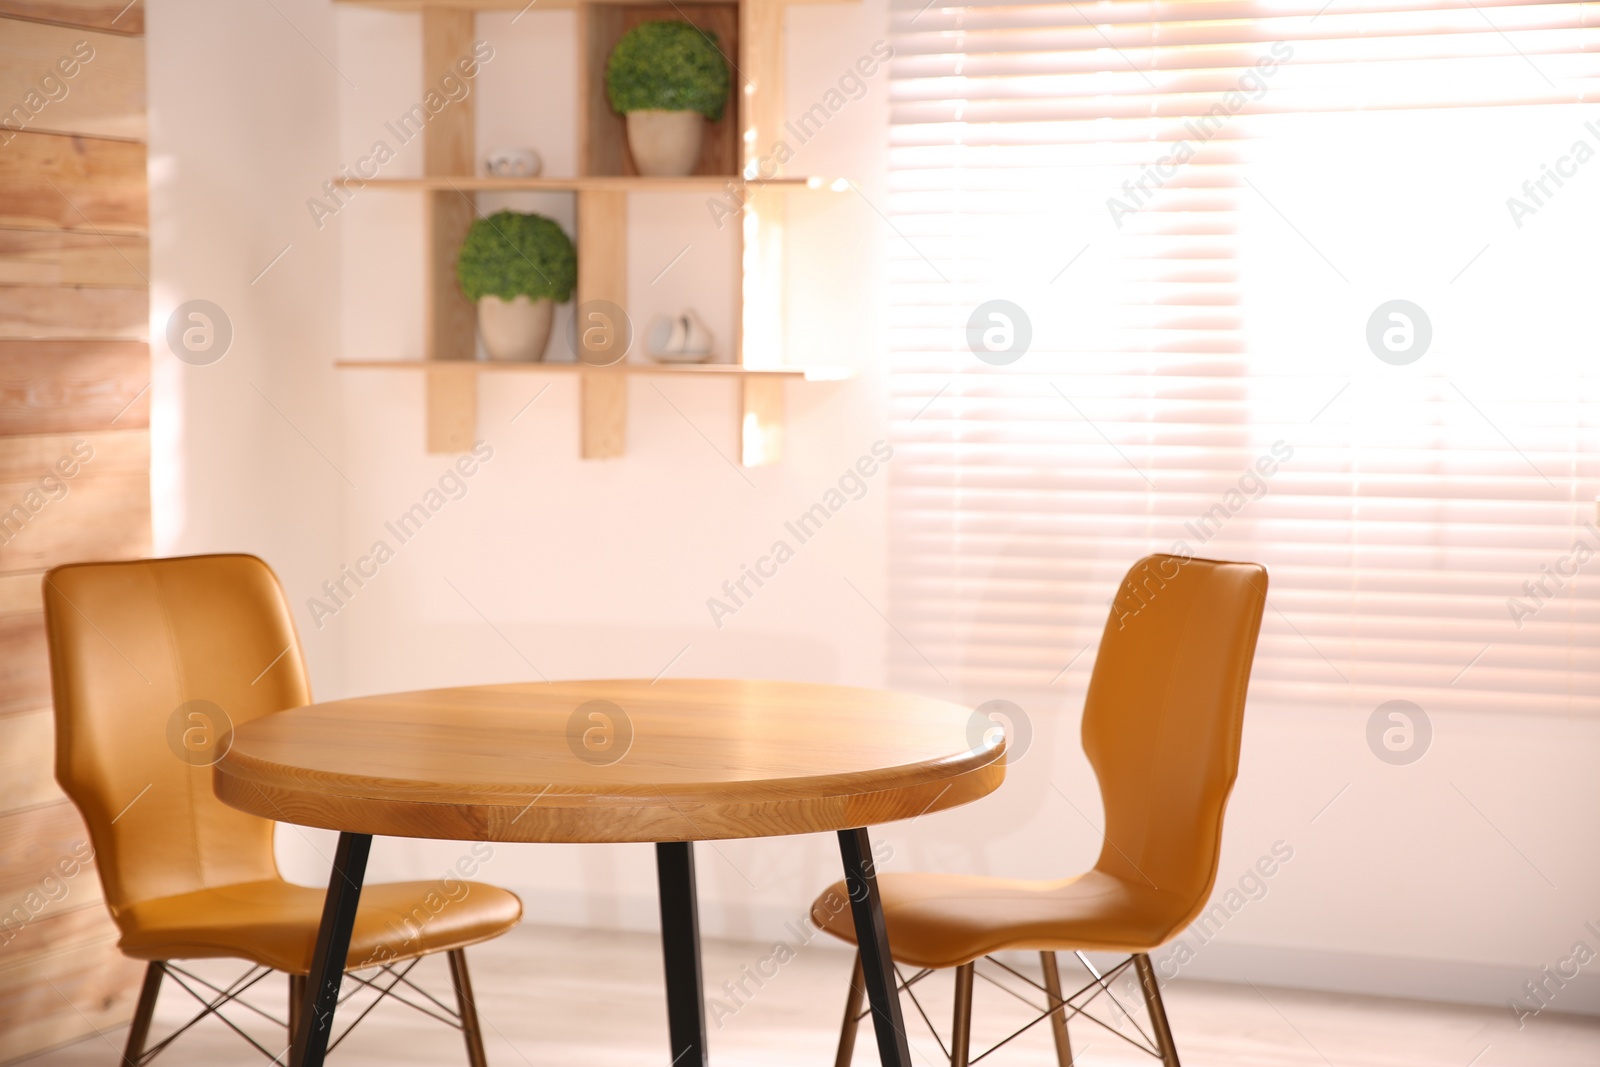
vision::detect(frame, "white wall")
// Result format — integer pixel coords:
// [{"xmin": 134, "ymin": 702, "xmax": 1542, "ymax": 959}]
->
[
  {"xmin": 147, "ymin": 0, "xmax": 346, "ymax": 691},
  {"xmin": 146, "ymin": 0, "xmax": 1600, "ymax": 1024}
]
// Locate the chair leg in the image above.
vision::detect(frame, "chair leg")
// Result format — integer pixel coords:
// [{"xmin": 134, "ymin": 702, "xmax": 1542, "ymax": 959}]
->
[
  {"xmin": 287, "ymin": 974, "xmax": 306, "ymax": 1057},
  {"xmin": 122, "ymin": 962, "xmax": 165, "ymax": 1067},
  {"xmin": 950, "ymin": 963, "xmax": 975, "ymax": 1067},
  {"xmin": 1039, "ymin": 952, "xmax": 1074, "ymax": 1067},
  {"xmin": 1133, "ymin": 954, "xmax": 1180, "ymax": 1067},
  {"xmin": 447, "ymin": 948, "xmax": 490, "ymax": 1067},
  {"xmin": 834, "ymin": 952, "xmax": 866, "ymax": 1067}
]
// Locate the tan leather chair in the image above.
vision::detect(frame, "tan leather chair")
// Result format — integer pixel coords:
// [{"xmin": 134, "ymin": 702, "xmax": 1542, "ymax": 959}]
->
[
  {"xmin": 812, "ymin": 554, "xmax": 1268, "ymax": 1067},
  {"xmin": 43, "ymin": 554, "xmax": 523, "ymax": 1066}
]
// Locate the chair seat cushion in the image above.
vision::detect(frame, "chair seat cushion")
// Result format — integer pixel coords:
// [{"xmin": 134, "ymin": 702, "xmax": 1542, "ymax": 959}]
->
[
  {"xmin": 811, "ymin": 869, "xmax": 1195, "ymax": 969},
  {"xmin": 115, "ymin": 878, "xmax": 523, "ymax": 974}
]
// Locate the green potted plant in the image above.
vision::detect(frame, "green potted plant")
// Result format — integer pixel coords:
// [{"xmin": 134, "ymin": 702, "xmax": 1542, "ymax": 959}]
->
[
  {"xmin": 605, "ymin": 20, "xmax": 730, "ymax": 177},
  {"xmin": 455, "ymin": 211, "xmax": 576, "ymax": 361}
]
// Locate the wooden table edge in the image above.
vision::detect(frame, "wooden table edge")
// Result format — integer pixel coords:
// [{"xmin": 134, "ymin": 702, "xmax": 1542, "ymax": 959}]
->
[{"xmin": 214, "ymin": 752, "xmax": 1005, "ymax": 844}]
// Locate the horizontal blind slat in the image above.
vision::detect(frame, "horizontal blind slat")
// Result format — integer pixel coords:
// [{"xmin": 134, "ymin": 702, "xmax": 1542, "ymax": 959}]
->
[{"xmin": 885, "ymin": 0, "xmax": 1600, "ymax": 711}]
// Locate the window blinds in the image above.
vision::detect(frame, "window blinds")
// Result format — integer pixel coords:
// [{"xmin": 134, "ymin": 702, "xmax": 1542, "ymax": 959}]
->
[{"xmin": 885, "ymin": 0, "xmax": 1600, "ymax": 715}]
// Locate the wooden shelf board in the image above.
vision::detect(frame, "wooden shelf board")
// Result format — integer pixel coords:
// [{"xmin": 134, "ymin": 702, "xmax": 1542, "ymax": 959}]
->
[
  {"xmin": 337, "ymin": 359, "xmax": 850, "ymax": 381},
  {"xmin": 335, "ymin": 0, "xmax": 854, "ymax": 7},
  {"xmin": 336, "ymin": 175, "xmax": 823, "ymax": 193},
  {"xmin": 336, "ymin": 0, "xmax": 738, "ymax": 9}
]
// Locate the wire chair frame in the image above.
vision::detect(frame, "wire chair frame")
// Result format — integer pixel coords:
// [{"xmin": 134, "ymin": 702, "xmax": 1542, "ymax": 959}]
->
[
  {"xmin": 124, "ymin": 953, "xmax": 478, "ymax": 1067},
  {"xmin": 852, "ymin": 953, "xmax": 1171, "ymax": 1066}
]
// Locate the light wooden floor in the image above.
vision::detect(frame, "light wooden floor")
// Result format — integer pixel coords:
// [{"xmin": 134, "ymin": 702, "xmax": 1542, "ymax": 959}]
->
[{"xmin": 23, "ymin": 923, "xmax": 1600, "ymax": 1067}]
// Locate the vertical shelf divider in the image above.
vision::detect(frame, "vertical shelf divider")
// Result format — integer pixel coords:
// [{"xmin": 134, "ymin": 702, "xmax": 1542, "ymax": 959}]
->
[
  {"xmin": 737, "ymin": 0, "xmax": 786, "ymax": 465},
  {"xmin": 577, "ymin": 4, "xmax": 630, "ymax": 460},
  {"xmin": 423, "ymin": 5, "xmax": 479, "ymax": 452},
  {"xmin": 740, "ymin": 376, "xmax": 784, "ymax": 465},
  {"xmin": 579, "ymin": 3, "xmax": 627, "ymax": 178},
  {"xmin": 577, "ymin": 188, "xmax": 630, "ymax": 458}
]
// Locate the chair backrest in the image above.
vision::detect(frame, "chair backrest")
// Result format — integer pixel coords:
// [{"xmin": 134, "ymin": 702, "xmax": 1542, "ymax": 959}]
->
[
  {"xmin": 43, "ymin": 554, "xmax": 309, "ymax": 920},
  {"xmin": 1083, "ymin": 554, "xmax": 1267, "ymax": 922}
]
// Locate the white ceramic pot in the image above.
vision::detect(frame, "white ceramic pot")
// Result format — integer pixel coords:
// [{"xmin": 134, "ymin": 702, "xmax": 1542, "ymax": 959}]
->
[
  {"xmin": 477, "ymin": 295, "xmax": 554, "ymax": 362},
  {"xmin": 626, "ymin": 110, "xmax": 704, "ymax": 177}
]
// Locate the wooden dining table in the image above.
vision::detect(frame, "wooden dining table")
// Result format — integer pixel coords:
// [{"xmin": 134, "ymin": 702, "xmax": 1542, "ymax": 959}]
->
[{"xmin": 213, "ymin": 678, "xmax": 1006, "ymax": 1067}]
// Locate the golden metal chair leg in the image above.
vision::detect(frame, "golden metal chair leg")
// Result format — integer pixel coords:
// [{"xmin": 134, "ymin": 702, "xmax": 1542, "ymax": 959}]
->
[
  {"xmin": 1133, "ymin": 954, "xmax": 1180, "ymax": 1067},
  {"xmin": 834, "ymin": 952, "xmax": 866, "ymax": 1067},
  {"xmin": 1039, "ymin": 952, "xmax": 1074, "ymax": 1067},
  {"xmin": 950, "ymin": 963, "xmax": 975, "ymax": 1067},
  {"xmin": 287, "ymin": 973, "xmax": 306, "ymax": 1057},
  {"xmin": 448, "ymin": 949, "xmax": 490, "ymax": 1067},
  {"xmin": 123, "ymin": 961, "xmax": 165, "ymax": 1067}
]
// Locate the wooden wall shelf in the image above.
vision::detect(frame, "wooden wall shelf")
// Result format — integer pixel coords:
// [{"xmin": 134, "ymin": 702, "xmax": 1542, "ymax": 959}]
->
[
  {"xmin": 338, "ymin": 361, "xmax": 851, "ymax": 380},
  {"xmin": 343, "ymin": 0, "xmax": 744, "ymax": 9},
  {"xmin": 340, "ymin": 360, "xmax": 849, "ymax": 465},
  {"xmin": 337, "ymin": 176, "xmax": 823, "ymax": 193},
  {"xmin": 335, "ymin": 0, "xmax": 855, "ymax": 464}
]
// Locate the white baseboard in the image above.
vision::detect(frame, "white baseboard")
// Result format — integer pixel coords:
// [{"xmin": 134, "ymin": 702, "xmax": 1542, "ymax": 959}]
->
[
  {"xmin": 500, "ymin": 885, "xmax": 1600, "ymax": 1019},
  {"xmin": 1145, "ymin": 940, "xmax": 1600, "ymax": 1017}
]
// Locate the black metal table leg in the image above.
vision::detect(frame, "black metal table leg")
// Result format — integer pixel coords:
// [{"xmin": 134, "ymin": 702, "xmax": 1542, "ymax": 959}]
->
[
  {"xmin": 656, "ymin": 842, "xmax": 707, "ymax": 1067},
  {"xmin": 292, "ymin": 831, "xmax": 372, "ymax": 1067},
  {"xmin": 838, "ymin": 827, "xmax": 913, "ymax": 1067}
]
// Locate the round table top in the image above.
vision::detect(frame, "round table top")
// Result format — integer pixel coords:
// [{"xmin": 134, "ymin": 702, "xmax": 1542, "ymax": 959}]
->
[{"xmin": 215, "ymin": 679, "xmax": 1005, "ymax": 843}]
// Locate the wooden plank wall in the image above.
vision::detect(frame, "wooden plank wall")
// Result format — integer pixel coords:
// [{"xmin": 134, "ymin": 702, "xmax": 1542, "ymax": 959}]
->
[{"xmin": 0, "ymin": 1, "xmax": 149, "ymax": 1061}]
